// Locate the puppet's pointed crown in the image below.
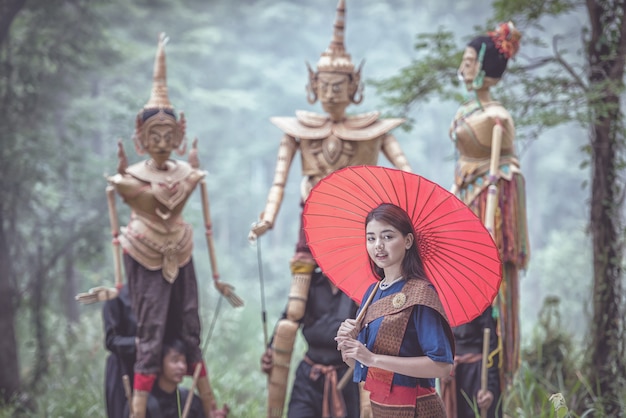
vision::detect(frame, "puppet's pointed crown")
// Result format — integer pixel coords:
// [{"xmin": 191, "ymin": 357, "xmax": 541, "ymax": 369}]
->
[
  {"xmin": 144, "ymin": 32, "xmax": 173, "ymax": 110},
  {"xmin": 316, "ymin": 0, "xmax": 354, "ymax": 73}
]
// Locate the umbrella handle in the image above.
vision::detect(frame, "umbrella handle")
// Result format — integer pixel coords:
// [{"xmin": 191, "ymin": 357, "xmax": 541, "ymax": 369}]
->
[
  {"xmin": 338, "ymin": 283, "xmax": 380, "ymax": 390},
  {"xmin": 480, "ymin": 327, "xmax": 490, "ymax": 418},
  {"xmin": 355, "ymin": 282, "xmax": 380, "ymax": 325}
]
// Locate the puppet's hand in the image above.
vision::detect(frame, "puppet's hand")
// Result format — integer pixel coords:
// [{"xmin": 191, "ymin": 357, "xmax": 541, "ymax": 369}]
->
[
  {"xmin": 75, "ymin": 286, "xmax": 119, "ymax": 305},
  {"xmin": 212, "ymin": 402, "xmax": 230, "ymax": 418},
  {"xmin": 477, "ymin": 389, "xmax": 494, "ymax": 410},
  {"xmin": 260, "ymin": 347, "xmax": 273, "ymax": 375},
  {"xmin": 248, "ymin": 220, "xmax": 271, "ymax": 242},
  {"xmin": 214, "ymin": 280, "xmax": 244, "ymax": 308}
]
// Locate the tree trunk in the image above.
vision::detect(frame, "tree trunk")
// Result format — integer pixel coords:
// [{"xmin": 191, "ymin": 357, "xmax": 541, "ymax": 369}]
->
[
  {"xmin": 0, "ymin": 219, "xmax": 21, "ymax": 402},
  {"xmin": 32, "ymin": 241, "xmax": 49, "ymax": 385},
  {"xmin": 63, "ymin": 249, "xmax": 79, "ymax": 325},
  {"xmin": 585, "ymin": 1, "xmax": 626, "ymax": 415}
]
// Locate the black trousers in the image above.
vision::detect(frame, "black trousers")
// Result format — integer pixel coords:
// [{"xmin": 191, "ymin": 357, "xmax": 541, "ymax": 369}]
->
[
  {"xmin": 287, "ymin": 360, "xmax": 360, "ymax": 418},
  {"xmin": 455, "ymin": 361, "xmax": 502, "ymax": 418}
]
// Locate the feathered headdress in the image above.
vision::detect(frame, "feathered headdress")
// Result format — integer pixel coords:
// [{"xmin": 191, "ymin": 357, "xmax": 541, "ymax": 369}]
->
[{"xmin": 488, "ymin": 21, "xmax": 521, "ymax": 59}]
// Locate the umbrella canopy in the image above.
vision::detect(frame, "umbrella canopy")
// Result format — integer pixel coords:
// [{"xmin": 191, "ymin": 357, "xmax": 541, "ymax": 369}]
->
[{"xmin": 302, "ymin": 165, "xmax": 501, "ymax": 327}]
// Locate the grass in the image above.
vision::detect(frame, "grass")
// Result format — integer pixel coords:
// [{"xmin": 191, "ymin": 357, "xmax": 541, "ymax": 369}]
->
[{"xmin": 1, "ymin": 297, "xmax": 624, "ymax": 417}]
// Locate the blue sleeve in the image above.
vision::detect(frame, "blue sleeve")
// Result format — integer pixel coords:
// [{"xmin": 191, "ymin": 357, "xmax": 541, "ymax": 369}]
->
[{"xmin": 414, "ymin": 306, "xmax": 453, "ymax": 364}]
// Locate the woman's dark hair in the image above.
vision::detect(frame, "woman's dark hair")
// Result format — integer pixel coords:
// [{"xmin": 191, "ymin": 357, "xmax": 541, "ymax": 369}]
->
[
  {"xmin": 161, "ymin": 338, "xmax": 187, "ymax": 362},
  {"xmin": 467, "ymin": 36, "xmax": 508, "ymax": 79},
  {"xmin": 467, "ymin": 23, "xmax": 521, "ymax": 79},
  {"xmin": 365, "ymin": 203, "xmax": 428, "ymax": 282}
]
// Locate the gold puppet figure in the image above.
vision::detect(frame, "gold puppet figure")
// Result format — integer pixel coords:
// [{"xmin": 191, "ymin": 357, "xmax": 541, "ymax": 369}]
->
[
  {"xmin": 76, "ymin": 33, "xmax": 240, "ymax": 418},
  {"xmin": 451, "ymin": 22, "xmax": 530, "ymax": 390},
  {"xmin": 248, "ymin": 1, "xmax": 411, "ymax": 417}
]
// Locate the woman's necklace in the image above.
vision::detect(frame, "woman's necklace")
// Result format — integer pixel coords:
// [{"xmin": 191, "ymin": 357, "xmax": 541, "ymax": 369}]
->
[{"xmin": 379, "ymin": 276, "xmax": 403, "ymax": 290}]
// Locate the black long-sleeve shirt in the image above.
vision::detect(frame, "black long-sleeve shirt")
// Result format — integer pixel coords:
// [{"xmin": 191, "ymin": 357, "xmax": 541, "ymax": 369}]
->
[{"xmin": 275, "ymin": 271, "xmax": 359, "ymax": 365}]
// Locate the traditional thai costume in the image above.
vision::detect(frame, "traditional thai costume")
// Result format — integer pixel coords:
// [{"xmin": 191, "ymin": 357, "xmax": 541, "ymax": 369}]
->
[{"xmin": 354, "ymin": 279, "xmax": 454, "ymax": 417}]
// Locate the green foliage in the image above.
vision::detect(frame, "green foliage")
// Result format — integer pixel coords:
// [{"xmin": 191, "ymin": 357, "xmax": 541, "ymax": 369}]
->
[
  {"xmin": 491, "ymin": 0, "xmax": 578, "ymax": 25},
  {"xmin": 509, "ymin": 296, "xmax": 625, "ymax": 417},
  {"xmin": 523, "ymin": 298, "xmax": 579, "ymax": 390},
  {"xmin": 369, "ymin": 30, "xmax": 463, "ymax": 130},
  {"xmin": 373, "ymin": 19, "xmax": 591, "ymax": 142}
]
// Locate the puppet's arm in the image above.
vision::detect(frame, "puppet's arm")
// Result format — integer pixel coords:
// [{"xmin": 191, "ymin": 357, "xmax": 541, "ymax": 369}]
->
[
  {"xmin": 199, "ymin": 179, "xmax": 244, "ymax": 308},
  {"xmin": 75, "ymin": 141, "xmax": 129, "ymax": 304},
  {"xmin": 75, "ymin": 184, "xmax": 123, "ymax": 304},
  {"xmin": 381, "ymin": 134, "xmax": 412, "ymax": 173},
  {"xmin": 484, "ymin": 119, "xmax": 503, "ymax": 237},
  {"xmin": 249, "ymin": 134, "xmax": 298, "ymax": 241}
]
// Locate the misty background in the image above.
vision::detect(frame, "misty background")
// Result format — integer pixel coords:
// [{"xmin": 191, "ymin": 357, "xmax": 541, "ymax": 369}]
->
[{"xmin": 3, "ymin": 0, "xmax": 592, "ymax": 415}]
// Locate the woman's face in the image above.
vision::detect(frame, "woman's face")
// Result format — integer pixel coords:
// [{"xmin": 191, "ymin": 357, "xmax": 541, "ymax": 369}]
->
[
  {"xmin": 458, "ymin": 46, "xmax": 479, "ymax": 89},
  {"xmin": 161, "ymin": 348, "xmax": 187, "ymax": 385},
  {"xmin": 366, "ymin": 219, "xmax": 413, "ymax": 272}
]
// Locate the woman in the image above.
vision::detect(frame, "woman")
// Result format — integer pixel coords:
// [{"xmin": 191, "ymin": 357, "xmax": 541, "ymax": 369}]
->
[
  {"xmin": 451, "ymin": 22, "xmax": 529, "ymax": 389},
  {"xmin": 335, "ymin": 203, "xmax": 454, "ymax": 417}
]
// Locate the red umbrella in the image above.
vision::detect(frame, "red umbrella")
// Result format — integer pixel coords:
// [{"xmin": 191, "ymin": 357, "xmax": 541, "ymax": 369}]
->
[{"xmin": 302, "ymin": 165, "xmax": 501, "ymax": 327}]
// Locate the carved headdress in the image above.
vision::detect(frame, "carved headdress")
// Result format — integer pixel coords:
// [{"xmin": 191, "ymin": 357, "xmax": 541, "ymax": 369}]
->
[
  {"xmin": 317, "ymin": 0, "xmax": 353, "ymax": 74},
  {"xmin": 133, "ymin": 33, "xmax": 186, "ymax": 155},
  {"xmin": 306, "ymin": 0, "xmax": 363, "ymax": 104}
]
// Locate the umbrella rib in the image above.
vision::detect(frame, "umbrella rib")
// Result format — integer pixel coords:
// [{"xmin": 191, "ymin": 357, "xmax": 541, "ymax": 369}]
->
[
  {"xmin": 433, "ymin": 237, "xmax": 501, "ymax": 263},
  {"xmin": 310, "ymin": 187, "xmax": 376, "ymax": 216},
  {"xmin": 311, "ymin": 242, "xmax": 364, "ymax": 270},
  {"xmin": 426, "ymin": 258, "xmax": 493, "ymax": 326},
  {"xmin": 431, "ymin": 249, "xmax": 500, "ymax": 297},
  {"xmin": 415, "ymin": 198, "xmax": 474, "ymax": 232},
  {"xmin": 434, "ymin": 244, "xmax": 502, "ymax": 279},
  {"xmin": 426, "ymin": 266, "xmax": 483, "ymax": 326},
  {"xmin": 358, "ymin": 166, "xmax": 396, "ymax": 205}
]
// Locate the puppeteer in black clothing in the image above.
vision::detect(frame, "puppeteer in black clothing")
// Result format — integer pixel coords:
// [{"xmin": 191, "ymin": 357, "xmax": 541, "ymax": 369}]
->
[
  {"xmin": 123, "ymin": 338, "xmax": 209, "ymax": 418},
  {"xmin": 123, "ymin": 384, "xmax": 205, "ymax": 418},
  {"xmin": 441, "ymin": 306, "xmax": 501, "ymax": 418},
  {"xmin": 146, "ymin": 385, "xmax": 205, "ymax": 418},
  {"xmin": 262, "ymin": 269, "xmax": 361, "ymax": 418},
  {"xmin": 103, "ymin": 285, "xmax": 137, "ymax": 418}
]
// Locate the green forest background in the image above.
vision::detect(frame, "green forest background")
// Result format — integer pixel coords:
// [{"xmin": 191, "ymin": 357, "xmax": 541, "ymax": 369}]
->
[{"xmin": 1, "ymin": 0, "xmax": 621, "ymax": 416}]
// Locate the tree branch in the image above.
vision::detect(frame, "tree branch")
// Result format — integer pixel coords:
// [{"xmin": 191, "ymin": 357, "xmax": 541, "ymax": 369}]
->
[{"xmin": 553, "ymin": 35, "xmax": 588, "ymax": 91}]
